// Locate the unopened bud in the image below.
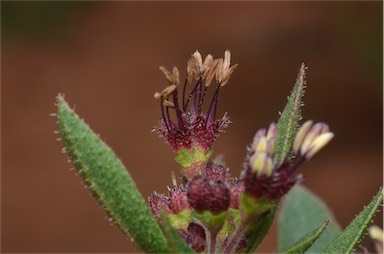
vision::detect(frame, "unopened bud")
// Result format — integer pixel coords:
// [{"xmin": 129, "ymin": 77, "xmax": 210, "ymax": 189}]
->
[
  {"xmin": 293, "ymin": 120, "xmax": 313, "ymax": 154},
  {"xmin": 187, "ymin": 176, "xmax": 230, "ymax": 214},
  {"xmin": 266, "ymin": 122, "xmax": 277, "ymax": 143},
  {"xmin": 249, "ymin": 152, "xmax": 273, "ymax": 176},
  {"xmin": 305, "ymin": 132, "xmax": 334, "ymax": 159},
  {"xmin": 294, "ymin": 120, "xmax": 333, "ymax": 160},
  {"xmin": 148, "ymin": 192, "xmax": 172, "ymax": 221},
  {"xmin": 369, "ymin": 225, "xmax": 383, "ymax": 254},
  {"xmin": 255, "ymin": 137, "xmax": 268, "ymax": 153},
  {"xmin": 369, "ymin": 225, "xmax": 383, "ymax": 242},
  {"xmin": 251, "ymin": 122, "xmax": 277, "ymax": 156},
  {"xmin": 169, "ymin": 187, "xmax": 190, "ymax": 213}
]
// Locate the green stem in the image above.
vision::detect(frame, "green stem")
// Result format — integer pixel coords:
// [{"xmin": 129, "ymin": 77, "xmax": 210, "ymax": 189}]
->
[
  {"xmin": 222, "ymin": 215, "xmax": 251, "ymax": 254},
  {"xmin": 207, "ymin": 228, "xmax": 220, "ymax": 254}
]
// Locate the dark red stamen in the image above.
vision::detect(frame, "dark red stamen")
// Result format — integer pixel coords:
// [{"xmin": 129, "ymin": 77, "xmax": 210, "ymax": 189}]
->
[
  {"xmin": 206, "ymin": 84, "xmax": 221, "ymax": 128},
  {"xmin": 184, "ymin": 81, "xmax": 199, "ymax": 111},
  {"xmin": 166, "ymin": 105, "xmax": 172, "ymax": 127},
  {"xmin": 172, "ymin": 90, "xmax": 185, "ymax": 131},
  {"xmin": 182, "ymin": 79, "xmax": 188, "ymax": 113}
]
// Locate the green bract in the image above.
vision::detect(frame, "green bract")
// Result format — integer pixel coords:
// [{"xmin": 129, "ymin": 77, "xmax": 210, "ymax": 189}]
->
[{"xmin": 57, "ymin": 95, "xmax": 169, "ymax": 253}]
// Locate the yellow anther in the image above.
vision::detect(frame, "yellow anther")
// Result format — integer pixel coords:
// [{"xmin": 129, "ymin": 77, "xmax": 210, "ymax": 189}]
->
[{"xmin": 250, "ymin": 152, "xmax": 273, "ymax": 176}]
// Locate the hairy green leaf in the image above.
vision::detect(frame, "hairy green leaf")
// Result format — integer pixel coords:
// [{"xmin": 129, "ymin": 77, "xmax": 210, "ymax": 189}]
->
[
  {"xmin": 245, "ymin": 204, "xmax": 278, "ymax": 253},
  {"xmin": 56, "ymin": 96, "xmax": 168, "ymax": 253},
  {"xmin": 283, "ymin": 219, "xmax": 329, "ymax": 254},
  {"xmin": 278, "ymin": 185, "xmax": 341, "ymax": 253},
  {"xmin": 322, "ymin": 188, "xmax": 383, "ymax": 254},
  {"xmin": 160, "ymin": 210, "xmax": 195, "ymax": 254},
  {"xmin": 274, "ymin": 64, "xmax": 306, "ymax": 165}
]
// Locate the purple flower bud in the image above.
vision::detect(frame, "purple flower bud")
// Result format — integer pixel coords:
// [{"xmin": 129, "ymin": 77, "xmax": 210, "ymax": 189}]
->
[
  {"xmin": 229, "ymin": 179, "xmax": 245, "ymax": 209},
  {"xmin": 148, "ymin": 192, "xmax": 172, "ymax": 221},
  {"xmin": 203, "ymin": 161, "xmax": 230, "ymax": 182},
  {"xmin": 168, "ymin": 186, "xmax": 190, "ymax": 213},
  {"xmin": 177, "ymin": 222, "xmax": 206, "ymax": 252},
  {"xmin": 188, "ymin": 222, "xmax": 206, "ymax": 239},
  {"xmin": 187, "ymin": 176, "xmax": 230, "ymax": 214}
]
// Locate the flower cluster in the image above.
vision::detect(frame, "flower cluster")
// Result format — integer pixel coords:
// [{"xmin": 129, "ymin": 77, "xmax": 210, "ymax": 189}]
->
[
  {"xmin": 153, "ymin": 50, "xmax": 237, "ymax": 176},
  {"xmin": 243, "ymin": 120, "xmax": 334, "ymax": 201},
  {"xmin": 149, "ymin": 51, "xmax": 334, "ymax": 253}
]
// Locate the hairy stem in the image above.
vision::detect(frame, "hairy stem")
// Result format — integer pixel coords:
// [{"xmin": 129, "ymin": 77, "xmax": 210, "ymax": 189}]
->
[
  {"xmin": 206, "ymin": 228, "xmax": 220, "ymax": 254},
  {"xmin": 223, "ymin": 215, "xmax": 251, "ymax": 254}
]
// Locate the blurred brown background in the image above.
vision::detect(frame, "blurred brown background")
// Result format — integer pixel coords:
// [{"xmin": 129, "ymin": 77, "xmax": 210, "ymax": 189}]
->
[{"xmin": 2, "ymin": 2, "xmax": 382, "ymax": 253}]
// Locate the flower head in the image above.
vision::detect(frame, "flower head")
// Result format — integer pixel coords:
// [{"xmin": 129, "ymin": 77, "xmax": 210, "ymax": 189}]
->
[
  {"xmin": 243, "ymin": 120, "xmax": 333, "ymax": 201},
  {"xmin": 154, "ymin": 51, "xmax": 238, "ymax": 171},
  {"xmin": 187, "ymin": 175, "xmax": 230, "ymax": 214}
]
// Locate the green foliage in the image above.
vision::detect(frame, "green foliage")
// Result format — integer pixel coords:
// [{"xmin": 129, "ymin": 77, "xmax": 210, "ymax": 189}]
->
[
  {"xmin": 322, "ymin": 188, "xmax": 383, "ymax": 254},
  {"xmin": 160, "ymin": 210, "xmax": 195, "ymax": 253},
  {"xmin": 278, "ymin": 185, "xmax": 341, "ymax": 253},
  {"xmin": 283, "ymin": 219, "xmax": 329, "ymax": 254},
  {"xmin": 274, "ymin": 64, "xmax": 306, "ymax": 165},
  {"xmin": 57, "ymin": 96, "xmax": 169, "ymax": 253}
]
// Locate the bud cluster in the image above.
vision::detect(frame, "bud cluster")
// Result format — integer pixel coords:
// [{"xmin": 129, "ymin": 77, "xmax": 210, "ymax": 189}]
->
[{"xmin": 148, "ymin": 161, "xmax": 242, "ymax": 252}]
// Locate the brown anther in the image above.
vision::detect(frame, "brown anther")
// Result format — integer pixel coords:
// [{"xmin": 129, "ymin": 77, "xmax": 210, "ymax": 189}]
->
[
  {"xmin": 159, "ymin": 66, "xmax": 173, "ymax": 84},
  {"xmin": 215, "ymin": 58, "xmax": 224, "ymax": 84},
  {"xmin": 220, "ymin": 64, "xmax": 238, "ymax": 87},
  {"xmin": 213, "ymin": 50, "xmax": 238, "ymax": 86},
  {"xmin": 202, "ymin": 54, "xmax": 213, "ymax": 77},
  {"xmin": 187, "ymin": 51, "xmax": 205, "ymax": 83},
  {"xmin": 154, "ymin": 92, "xmax": 162, "ymax": 100},
  {"xmin": 159, "ymin": 65, "xmax": 180, "ymax": 87},
  {"xmin": 222, "ymin": 50, "xmax": 231, "ymax": 73},
  {"xmin": 204, "ymin": 59, "xmax": 219, "ymax": 87},
  {"xmin": 193, "ymin": 51, "xmax": 203, "ymax": 70},
  {"xmin": 162, "ymin": 99, "xmax": 175, "ymax": 107},
  {"xmin": 172, "ymin": 66, "xmax": 180, "ymax": 86},
  {"xmin": 187, "ymin": 57, "xmax": 195, "ymax": 83},
  {"xmin": 161, "ymin": 84, "xmax": 177, "ymax": 98}
]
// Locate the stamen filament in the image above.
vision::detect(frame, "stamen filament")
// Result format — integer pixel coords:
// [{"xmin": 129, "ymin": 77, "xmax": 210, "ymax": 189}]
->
[
  {"xmin": 286, "ymin": 155, "xmax": 306, "ymax": 176},
  {"xmin": 197, "ymin": 79, "xmax": 206, "ymax": 115},
  {"xmin": 172, "ymin": 90, "xmax": 185, "ymax": 130},
  {"xmin": 182, "ymin": 79, "xmax": 188, "ymax": 112},
  {"xmin": 206, "ymin": 84, "xmax": 221, "ymax": 128},
  {"xmin": 160, "ymin": 100, "xmax": 170, "ymax": 132},
  {"xmin": 184, "ymin": 81, "xmax": 199, "ymax": 112},
  {"xmin": 166, "ymin": 106, "xmax": 173, "ymax": 130}
]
